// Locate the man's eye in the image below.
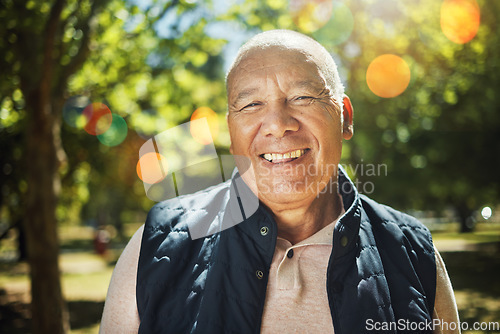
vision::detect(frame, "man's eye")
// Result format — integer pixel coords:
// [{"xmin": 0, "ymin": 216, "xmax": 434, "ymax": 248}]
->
[
  {"xmin": 293, "ymin": 96, "xmax": 316, "ymax": 105},
  {"xmin": 240, "ymin": 102, "xmax": 261, "ymax": 111}
]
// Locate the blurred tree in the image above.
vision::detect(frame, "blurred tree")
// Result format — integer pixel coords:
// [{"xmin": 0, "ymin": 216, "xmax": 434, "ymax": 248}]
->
[
  {"xmin": 0, "ymin": 0, "xmax": 114, "ymax": 332},
  {"xmin": 337, "ymin": 0, "xmax": 500, "ymax": 232}
]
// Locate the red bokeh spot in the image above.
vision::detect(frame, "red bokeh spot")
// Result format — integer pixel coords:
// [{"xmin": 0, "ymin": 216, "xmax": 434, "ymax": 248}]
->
[{"xmin": 82, "ymin": 102, "xmax": 112, "ymax": 136}]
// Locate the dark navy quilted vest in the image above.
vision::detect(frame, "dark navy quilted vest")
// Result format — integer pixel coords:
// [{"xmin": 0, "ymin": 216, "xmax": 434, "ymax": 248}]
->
[{"xmin": 137, "ymin": 168, "xmax": 436, "ymax": 333}]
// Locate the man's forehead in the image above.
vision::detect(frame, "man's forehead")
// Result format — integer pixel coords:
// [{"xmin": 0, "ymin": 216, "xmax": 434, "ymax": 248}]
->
[
  {"xmin": 235, "ymin": 46, "xmax": 317, "ymax": 71},
  {"xmin": 228, "ymin": 47, "xmax": 325, "ymax": 91}
]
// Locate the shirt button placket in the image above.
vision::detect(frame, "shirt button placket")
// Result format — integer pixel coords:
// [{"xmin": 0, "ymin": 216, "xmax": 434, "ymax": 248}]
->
[{"xmin": 256, "ymin": 226, "xmax": 268, "ymax": 280}]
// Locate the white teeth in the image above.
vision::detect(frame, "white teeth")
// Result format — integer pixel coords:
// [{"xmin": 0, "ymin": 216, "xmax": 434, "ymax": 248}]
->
[{"xmin": 262, "ymin": 149, "xmax": 306, "ymax": 162}]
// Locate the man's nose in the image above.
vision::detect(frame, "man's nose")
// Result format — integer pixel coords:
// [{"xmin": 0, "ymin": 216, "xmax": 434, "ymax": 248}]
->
[{"xmin": 259, "ymin": 101, "xmax": 300, "ymax": 138}]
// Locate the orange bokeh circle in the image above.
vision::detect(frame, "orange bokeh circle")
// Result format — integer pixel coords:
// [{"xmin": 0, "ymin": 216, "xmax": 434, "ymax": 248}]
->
[
  {"xmin": 441, "ymin": 0, "xmax": 480, "ymax": 44},
  {"xmin": 366, "ymin": 54, "xmax": 411, "ymax": 98},
  {"xmin": 137, "ymin": 152, "xmax": 169, "ymax": 184},
  {"xmin": 190, "ymin": 106, "xmax": 219, "ymax": 145}
]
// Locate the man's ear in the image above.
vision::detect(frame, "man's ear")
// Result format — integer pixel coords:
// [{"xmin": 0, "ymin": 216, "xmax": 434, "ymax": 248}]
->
[{"xmin": 342, "ymin": 95, "xmax": 354, "ymax": 140}]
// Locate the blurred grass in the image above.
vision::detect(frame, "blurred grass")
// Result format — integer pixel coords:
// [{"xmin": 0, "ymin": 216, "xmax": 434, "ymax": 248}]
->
[
  {"xmin": 1, "ymin": 222, "xmax": 499, "ymax": 333},
  {"xmin": 0, "ymin": 223, "xmax": 139, "ymax": 333},
  {"xmin": 432, "ymin": 224, "xmax": 500, "ymax": 243},
  {"xmin": 432, "ymin": 223, "xmax": 500, "ymax": 334},
  {"xmin": 0, "ymin": 252, "xmax": 115, "ymax": 333}
]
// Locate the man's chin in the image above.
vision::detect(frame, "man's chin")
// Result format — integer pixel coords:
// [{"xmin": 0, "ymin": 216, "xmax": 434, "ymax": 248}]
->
[{"xmin": 255, "ymin": 179, "xmax": 332, "ymax": 204}]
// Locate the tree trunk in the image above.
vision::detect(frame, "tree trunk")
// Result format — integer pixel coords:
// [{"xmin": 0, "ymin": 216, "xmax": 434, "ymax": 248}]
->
[
  {"xmin": 456, "ymin": 203, "xmax": 475, "ymax": 233},
  {"xmin": 24, "ymin": 90, "xmax": 69, "ymax": 334}
]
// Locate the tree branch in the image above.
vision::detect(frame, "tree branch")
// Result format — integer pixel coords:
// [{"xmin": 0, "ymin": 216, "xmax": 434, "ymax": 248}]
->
[
  {"xmin": 55, "ymin": 0, "xmax": 84, "ymax": 65},
  {"xmin": 147, "ymin": 0, "xmax": 180, "ymax": 26},
  {"xmin": 56, "ymin": 0, "xmax": 112, "ymax": 95},
  {"xmin": 40, "ymin": 0, "xmax": 66, "ymax": 104}
]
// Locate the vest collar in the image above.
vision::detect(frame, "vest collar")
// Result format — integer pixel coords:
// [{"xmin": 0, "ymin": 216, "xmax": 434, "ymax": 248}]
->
[
  {"xmin": 332, "ymin": 165, "xmax": 362, "ymax": 259},
  {"xmin": 230, "ymin": 165, "xmax": 361, "ymax": 260}
]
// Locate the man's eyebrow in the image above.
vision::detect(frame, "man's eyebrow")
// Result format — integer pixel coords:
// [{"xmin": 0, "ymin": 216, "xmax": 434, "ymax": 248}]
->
[
  {"xmin": 292, "ymin": 80, "xmax": 324, "ymax": 92},
  {"xmin": 232, "ymin": 87, "xmax": 259, "ymax": 106}
]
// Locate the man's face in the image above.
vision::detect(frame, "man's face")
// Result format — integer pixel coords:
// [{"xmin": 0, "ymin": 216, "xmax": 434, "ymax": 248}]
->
[{"xmin": 227, "ymin": 47, "xmax": 346, "ymax": 207}]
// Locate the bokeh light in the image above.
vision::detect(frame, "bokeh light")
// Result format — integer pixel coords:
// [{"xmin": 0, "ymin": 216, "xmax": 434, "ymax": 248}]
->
[
  {"xmin": 190, "ymin": 106, "xmax": 219, "ymax": 145},
  {"xmin": 441, "ymin": 0, "xmax": 480, "ymax": 44},
  {"xmin": 137, "ymin": 152, "xmax": 169, "ymax": 184},
  {"xmin": 96, "ymin": 114, "xmax": 128, "ymax": 146},
  {"xmin": 62, "ymin": 96, "xmax": 91, "ymax": 128},
  {"xmin": 289, "ymin": 0, "xmax": 333, "ymax": 34},
  {"xmin": 313, "ymin": 1, "xmax": 354, "ymax": 46},
  {"xmin": 82, "ymin": 102, "xmax": 112, "ymax": 135},
  {"xmin": 481, "ymin": 206, "xmax": 492, "ymax": 220},
  {"xmin": 366, "ymin": 54, "xmax": 411, "ymax": 98}
]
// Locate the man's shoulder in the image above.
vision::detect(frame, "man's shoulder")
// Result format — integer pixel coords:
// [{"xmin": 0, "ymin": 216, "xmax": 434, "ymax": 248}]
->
[
  {"xmin": 359, "ymin": 193, "xmax": 430, "ymax": 233},
  {"xmin": 145, "ymin": 179, "xmax": 232, "ymax": 231},
  {"xmin": 358, "ymin": 194, "xmax": 434, "ymax": 255}
]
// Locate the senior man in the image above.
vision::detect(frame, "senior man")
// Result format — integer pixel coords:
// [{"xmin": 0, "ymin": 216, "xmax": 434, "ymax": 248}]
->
[{"xmin": 100, "ymin": 30, "xmax": 459, "ymax": 333}]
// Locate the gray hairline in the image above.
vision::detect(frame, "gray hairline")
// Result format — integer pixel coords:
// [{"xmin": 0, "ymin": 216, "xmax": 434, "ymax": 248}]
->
[{"xmin": 225, "ymin": 30, "xmax": 345, "ymax": 120}]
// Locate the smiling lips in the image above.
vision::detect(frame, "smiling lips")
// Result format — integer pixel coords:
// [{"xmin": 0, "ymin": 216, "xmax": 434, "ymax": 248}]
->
[{"xmin": 260, "ymin": 149, "xmax": 308, "ymax": 164}]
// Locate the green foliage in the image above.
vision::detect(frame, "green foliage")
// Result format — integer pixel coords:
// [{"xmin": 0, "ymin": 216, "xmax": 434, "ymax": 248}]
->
[{"xmin": 339, "ymin": 0, "xmax": 500, "ymax": 229}]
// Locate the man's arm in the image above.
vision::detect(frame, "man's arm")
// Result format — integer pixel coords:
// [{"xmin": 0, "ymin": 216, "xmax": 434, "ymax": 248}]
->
[
  {"xmin": 433, "ymin": 245, "xmax": 460, "ymax": 334},
  {"xmin": 99, "ymin": 225, "xmax": 144, "ymax": 333}
]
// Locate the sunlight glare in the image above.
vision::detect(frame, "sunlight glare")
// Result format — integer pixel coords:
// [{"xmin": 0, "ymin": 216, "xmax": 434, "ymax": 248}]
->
[{"xmin": 481, "ymin": 206, "xmax": 492, "ymax": 220}]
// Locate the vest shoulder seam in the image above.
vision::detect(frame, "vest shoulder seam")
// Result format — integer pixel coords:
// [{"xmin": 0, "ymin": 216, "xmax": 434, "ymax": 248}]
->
[
  {"xmin": 359, "ymin": 272, "xmax": 385, "ymax": 282},
  {"xmin": 378, "ymin": 219, "xmax": 429, "ymax": 231}
]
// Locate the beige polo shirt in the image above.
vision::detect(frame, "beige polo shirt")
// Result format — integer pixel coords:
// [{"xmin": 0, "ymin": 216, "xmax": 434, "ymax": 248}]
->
[{"xmin": 260, "ymin": 213, "xmax": 460, "ymax": 334}]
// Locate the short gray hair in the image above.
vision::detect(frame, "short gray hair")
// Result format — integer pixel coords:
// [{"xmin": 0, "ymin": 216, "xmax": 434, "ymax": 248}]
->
[{"xmin": 226, "ymin": 30, "xmax": 344, "ymax": 111}]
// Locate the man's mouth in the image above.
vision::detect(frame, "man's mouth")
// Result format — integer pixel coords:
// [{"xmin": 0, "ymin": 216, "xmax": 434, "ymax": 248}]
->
[{"xmin": 260, "ymin": 149, "xmax": 309, "ymax": 164}]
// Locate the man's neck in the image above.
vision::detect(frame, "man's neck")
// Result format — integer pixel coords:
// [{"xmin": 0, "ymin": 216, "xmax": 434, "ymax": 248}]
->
[{"xmin": 268, "ymin": 189, "xmax": 342, "ymax": 245}]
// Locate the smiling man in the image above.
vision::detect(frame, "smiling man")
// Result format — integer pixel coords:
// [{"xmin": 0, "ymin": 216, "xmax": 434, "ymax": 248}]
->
[
  {"xmin": 100, "ymin": 30, "xmax": 459, "ymax": 333},
  {"xmin": 226, "ymin": 35, "xmax": 351, "ymax": 246}
]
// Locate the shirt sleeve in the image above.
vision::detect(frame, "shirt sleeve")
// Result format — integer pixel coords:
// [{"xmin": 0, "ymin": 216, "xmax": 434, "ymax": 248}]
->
[
  {"xmin": 99, "ymin": 225, "xmax": 143, "ymax": 333},
  {"xmin": 432, "ymin": 244, "xmax": 461, "ymax": 334}
]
